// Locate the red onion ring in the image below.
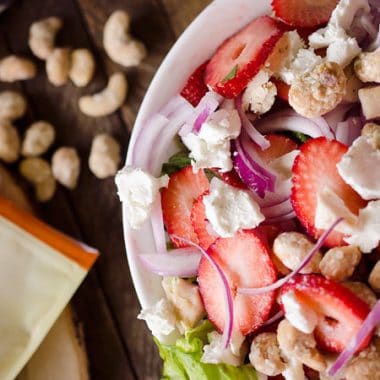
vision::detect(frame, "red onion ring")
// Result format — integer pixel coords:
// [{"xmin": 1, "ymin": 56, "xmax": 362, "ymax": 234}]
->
[
  {"xmin": 261, "ymin": 310, "xmax": 285, "ymax": 328},
  {"xmin": 161, "ymin": 95, "xmax": 193, "ymax": 117},
  {"xmin": 328, "ymin": 299, "xmax": 380, "ymax": 376},
  {"xmin": 172, "ymin": 235, "xmax": 234, "ymax": 349},
  {"xmin": 235, "ymin": 96, "xmax": 270, "ymax": 150},
  {"xmin": 238, "ymin": 218, "xmax": 343, "ymax": 295},
  {"xmin": 139, "ymin": 248, "xmax": 202, "ymax": 277},
  {"xmin": 150, "ymin": 196, "xmax": 167, "ymax": 254},
  {"xmin": 324, "ymin": 104, "xmax": 352, "ymax": 132}
]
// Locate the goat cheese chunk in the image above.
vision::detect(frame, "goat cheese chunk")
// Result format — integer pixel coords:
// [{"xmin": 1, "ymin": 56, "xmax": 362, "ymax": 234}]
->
[
  {"xmin": 203, "ymin": 178, "xmax": 265, "ymax": 238},
  {"xmin": 282, "ymin": 291, "xmax": 319, "ymax": 334},
  {"xmin": 337, "ymin": 136, "xmax": 380, "ymax": 200},
  {"xmin": 137, "ymin": 298, "xmax": 177, "ymax": 337},
  {"xmin": 201, "ymin": 331, "xmax": 245, "ymax": 366},
  {"xmin": 182, "ymin": 109, "xmax": 241, "ymax": 173},
  {"xmin": 345, "ymin": 200, "xmax": 380, "ymax": 253},
  {"xmin": 242, "ymin": 69, "xmax": 277, "ymax": 114},
  {"xmin": 115, "ymin": 166, "xmax": 169, "ymax": 229},
  {"xmin": 315, "ymin": 187, "xmax": 358, "ymax": 234}
]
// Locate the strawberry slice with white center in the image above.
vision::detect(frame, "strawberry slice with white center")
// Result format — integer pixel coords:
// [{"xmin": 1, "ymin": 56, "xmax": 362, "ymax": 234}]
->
[
  {"xmin": 291, "ymin": 137, "xmax": 366, "ymax": 247},
  {"xmin": 280, "ymin": 274, "xmax": 372, "ymax": 353},
  {"xmin": 205, "ymin": 16, "xmax": 288, "ymax": 98},
  {"xmin": 198, "ymin": 230, "xmax": 277, "ymax": 335},
  {"xmin": 162, "ymin": 166, "xmax": 209, "ymax": 248},
  {"xmin": 180, "ymin": 62, "xmax": 208, "ymax": 107},
  {"xmin": 271, "ymin": 0, "xmax": 339, "ymax": 28}
]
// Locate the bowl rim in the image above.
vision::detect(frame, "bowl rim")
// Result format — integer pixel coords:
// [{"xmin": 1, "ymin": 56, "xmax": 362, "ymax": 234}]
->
[{"xmin": 122, "ymin": 0, "xmax": 272, "ymax": 314}]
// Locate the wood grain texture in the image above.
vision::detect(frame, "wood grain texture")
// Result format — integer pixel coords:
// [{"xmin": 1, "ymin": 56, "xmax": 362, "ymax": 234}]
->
[{"xmin": 0, "ymin": 0, "xmax": 210, "ymax": 378}]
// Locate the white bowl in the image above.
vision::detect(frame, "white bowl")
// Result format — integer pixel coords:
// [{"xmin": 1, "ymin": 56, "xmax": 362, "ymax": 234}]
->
[{"xmin": 123, "ymin": 0, "xmax": 272, "ymax": 310}]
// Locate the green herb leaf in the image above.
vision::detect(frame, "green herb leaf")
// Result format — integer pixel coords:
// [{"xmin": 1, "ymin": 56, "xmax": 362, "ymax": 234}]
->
[
  {"xmin": 290, "ymin": 131, "xmax": 310, "ymax": 143},
  {"xmin": 223, "ymin": 65, "xmax": 238, "ymax": 83},
  {"xmin": 162, "ymin": 151, "xmax": 192, "ymax": 176}
]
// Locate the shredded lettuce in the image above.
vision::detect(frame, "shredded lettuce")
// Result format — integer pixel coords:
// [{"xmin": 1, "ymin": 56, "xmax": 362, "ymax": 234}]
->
[{"xmin": 154, "ymin": 321, "xmax": 258, "ymax": 380}]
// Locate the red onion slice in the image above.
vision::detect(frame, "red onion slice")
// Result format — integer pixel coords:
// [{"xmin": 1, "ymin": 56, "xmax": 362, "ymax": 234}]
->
[
  {"xmin": 261, "ymin": 310, "xmax": 285, "ymax": 328},
  {"xmin": 235, "ymin": 96, "xmax": 270, "ymax": 150},
  {"xmin": 172, "ymin": 235, "xmax": 234, "ymax": 349},
  {"xmin": 161, "ymin": 95, "xmax": 193, "ymax": 117},
  {"xmin": 265, "ymin": 211, "xmax": 296, "ymax": 224},
  {"xmin": 336, "ymin": 117, "xmax": 363, "ymax": 146},
  {"xmin": 328, "ymin": 299, "xmax": 380, "ymax": 376},
  {"xmin": 324, "ymin": 104, "xmax": 352, "ymax": 132},
  {"xmin": 139, "ymin": 248, "xmax": 201, "ymax": 277},
  {"xmin": 238, "ymin": 218, "xmax": 343, "ymax": 295},
  {"xmin": 151, "ymin": 196, "xmax": 167, "ymax": 254}
]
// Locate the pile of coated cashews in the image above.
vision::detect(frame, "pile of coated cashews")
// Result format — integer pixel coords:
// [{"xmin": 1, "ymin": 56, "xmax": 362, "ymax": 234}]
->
[{"xmin": 0, "ymin": 10, "xmax": 146, "ymax": 201}]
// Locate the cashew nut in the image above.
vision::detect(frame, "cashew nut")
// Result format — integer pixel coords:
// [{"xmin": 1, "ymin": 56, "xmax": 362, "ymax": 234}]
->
[
  {"xmin": 46, "ymin": 48, "xmax": 71, "ymax": 86},
  {"xmin": 29, "ymin": 17, "xmax": 63, "ymax": 60},
  {"xmin": 103, "ymin": 10, "xmax": 147, "ymax": 67},
  {"xmin": 79, "ymin": 72, "xmax": 127, "ymax": 117},
  {"xmin": 19, "ymin": 157, "xmax": 56, "ymax": 202},
  {"xmin": 0, "ymin": 91, "xmax": 27, "ymax": 121},
  {"xmin": 52, "ymin": 147, "xmax": 80, "ymax": 189},
  {"xmin": 0, "ymin": 122, "xmax": 20, "ymax": 163},
  {"xmin": 0, "ymin": 55, "xmax": 36, "ymax": 82},
  {"xmin": 22, "ymin": 121, "xmax": 55, "ymax": 157},
  {"xmin": 69, "ymin": 48, "xmax": 95, "ymax": 87},
  {"xmin": 88, "ymin": 133, "xmax": 121, "ymax": 178}
]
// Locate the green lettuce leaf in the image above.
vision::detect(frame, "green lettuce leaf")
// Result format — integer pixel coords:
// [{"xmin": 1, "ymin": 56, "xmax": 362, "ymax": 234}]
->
[
  {"xmin": 154, "ymin": 321, "xmax": 258, "ymax": 380},
  {"xmin": 161, "ymin": 151, "xmax": 191, "ymax": 176}
]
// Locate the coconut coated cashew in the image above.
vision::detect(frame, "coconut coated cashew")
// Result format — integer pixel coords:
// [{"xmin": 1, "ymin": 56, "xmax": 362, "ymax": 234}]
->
[
  {"xmin": 69, "ymin": 48, "xmax": 95, "ymax": 87},
  {"xmin": 0, "ymin": 91, "xmax": 27, "ymax": 122},
  {"xmin": 103, "ymin": 10, "xmax": 147, "ymax": 67},
  {"xmin": 79, "ymin": 72, "xmax": 127, "ymax": 117},
  {"xmin": 29, "ymin": 17, "xmax": 63, "ymax": 60},
  {"xmin": 0, "ymin": 122, "xmax": 20, "ymax": 163},
  {"xmin": 46, "ymin": 48, "xmax": 71, "ymax": 86},
  {"xmin": 0, "ymin": 56, "xmax": 37, "ymax": 82}
]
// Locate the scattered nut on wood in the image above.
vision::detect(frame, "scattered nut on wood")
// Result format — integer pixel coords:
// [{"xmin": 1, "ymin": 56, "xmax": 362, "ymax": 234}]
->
[
  {"xmin": 79, "ymin": 72, "xmax": 127, "ymax": 117},
  {"xmin": 103, "ymin": 10, "xmax": 147, "ymax": 67},
  {"xmin": 29, "ymin": 16, "xmax": 63, "ymax": 60},
  {"xmin": 88, "ymin": 133, "xmax": 121, "ymax": 178},
  {"xmin": 69, "ymin": 48, "xmax": 95, "ymax": 87},
  {"xmin": 0, "ymin": 122, "xmax": 20, "ymax": 163},
  {"xmin": 359, "ymin": 86, "xmax": 380, "ymax": 120},
  {"xmin": 19, "ymin": 157, "xmax": 56, "ymax": 202},
  {"xmin": 0, "ymin": 55, "xmax": 37, "ymax": 82},
  {"xmin": 0, "ymin": 91, "xmax": 27, "ymax": 122},
  {"xmin": 22, "ymin": 121, "xmax": 55, "ymax": 157},
  {"xmin": 46, "ymin": 48, "xmax": 71, "ymax": 86},
  {"xmin": 52, "ymin": 147, "xmax": 80, "ymax": 189}
]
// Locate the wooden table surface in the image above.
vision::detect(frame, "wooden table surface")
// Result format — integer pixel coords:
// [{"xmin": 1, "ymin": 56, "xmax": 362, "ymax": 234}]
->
[{"xmin": 0, "ymin": 0, "xmax": 210, "ymax": 379}]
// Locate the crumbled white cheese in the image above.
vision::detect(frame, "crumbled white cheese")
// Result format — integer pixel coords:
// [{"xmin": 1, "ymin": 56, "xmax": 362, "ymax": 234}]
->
[
  {"xmin": 137, "ymin": 298, "xmax": 177, "ymax": 337},
  {"xmin": 308, "ymin": 0, "xmax": 369, "ymax": 67},
  {"xmin": 279, "ymin": 49, "xmax": 323, "ymax": 85},
  {"xmin": 242, "ymin": 69, "xmax": 277, "ymax": 114},
  {"xmin": 201, "ymin": 331, "xmax": 245, "ymax": 366},
  {"xmin": 326, "ymin": 37, "xmax": 361, "ymax": 67},
  {"xmin": 345, "ymin": 200, "xmax": 380, "ymax": 253},
  {"xmin": 270, "ymin": 150, "xmax": 299, "ymax": 180},
  {"xmin": 115, "ymin": 167, "xmax": 169, "ymax": 230},
  {"xmin": 203, "ymin": 178, "xmax": 265, "ymax": 238},
  {"xmin": 162, "ymin": 277, "xmax": 205, "ymax": 334},
  {"xmin": 314, "ymin": 187, "xmax": 358, "ymax": 234},
  {"xmin": 181, "ymin": 109, "xmax": 241, "ymax": 173},
  {"xmin": 282, "ymin": 291, "xmax": 319, "ymax": 334},
  {"xmin": 337, "ymin": 136, "xmax": 380, "ymax": 200}
]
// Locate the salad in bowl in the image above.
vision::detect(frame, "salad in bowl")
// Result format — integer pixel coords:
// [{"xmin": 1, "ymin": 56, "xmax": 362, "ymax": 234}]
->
[{"xmin": 116, "ymin": 0, "xmax": 380, "ymax": 378}]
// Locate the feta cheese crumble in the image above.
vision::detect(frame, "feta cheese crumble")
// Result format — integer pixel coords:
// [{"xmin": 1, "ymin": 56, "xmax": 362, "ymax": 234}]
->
[
  {"xmin": 345, "ymin": 200, "xmax": 380, "ymax": 253},
  {"xmin": 115, "ymin": 166, "xmax": 169, "ymax": 229},
  {"xmin": 201, "ymin": 330, "xmax": 245, "ymax": 366},
  {"xmin": 137, "ymin": 298, "xmax": 177, "ymax": 337},
  {"xmin": 203, "ymin": 178, "xmax": 264, "ymax": 238},
  {"xmin": 242, "ymin": 69, "xmax": 277, "ymax": 114},
  {"xmin": 181, "ymin": 109, "xmax": 241, "ymax": 173},
  {"xmin": 337, "ymin": 136, "xmax": 380, "ymax": 200},
  {"xmin": 282, "ymin": 291, "xmax": 319, "ymax": 334},
  {"xmin": 314, "ymin": 187, "xmax": 358, "ymax": 234}
]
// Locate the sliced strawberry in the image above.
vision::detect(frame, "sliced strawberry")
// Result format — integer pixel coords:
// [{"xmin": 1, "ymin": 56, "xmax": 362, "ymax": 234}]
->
[
  {"xmin": 272, "ymin": 78, "xmax": 290, "ymax": 102},
  {"xmin": 162, "ymin": 166, "xmax": 209, "ymax": 247},
  {"xmin": 271, "ymin": 0, "xmax": 338, "ymax": 28},
  {"xmin": 209, "ymin": 168, "xmax": 247, "ymax": 189},
  {"xmin": 198, "ymin": 230, "xmax": 277, "ymax": 335},
  {"xmin": 280, "ymin": 274, "xmax": 372, "ymax": 353},
  {"xmin": 205, "ymin": 16, "xmax": 288, "ymax": 98},
  {"xmin": 291, "ymin": 137, "xmax": 366, "ymax": 247},
  {"xmin": 180, "ymin": 62, "xmax": 208, "ymax": 107},
  {"xmin": 190, "ymin": 192, "xmax": 218, "ymax": 250},
  {"xmin": 254, "ymin": 134, "xmax": 298, "ymax": 164}
]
